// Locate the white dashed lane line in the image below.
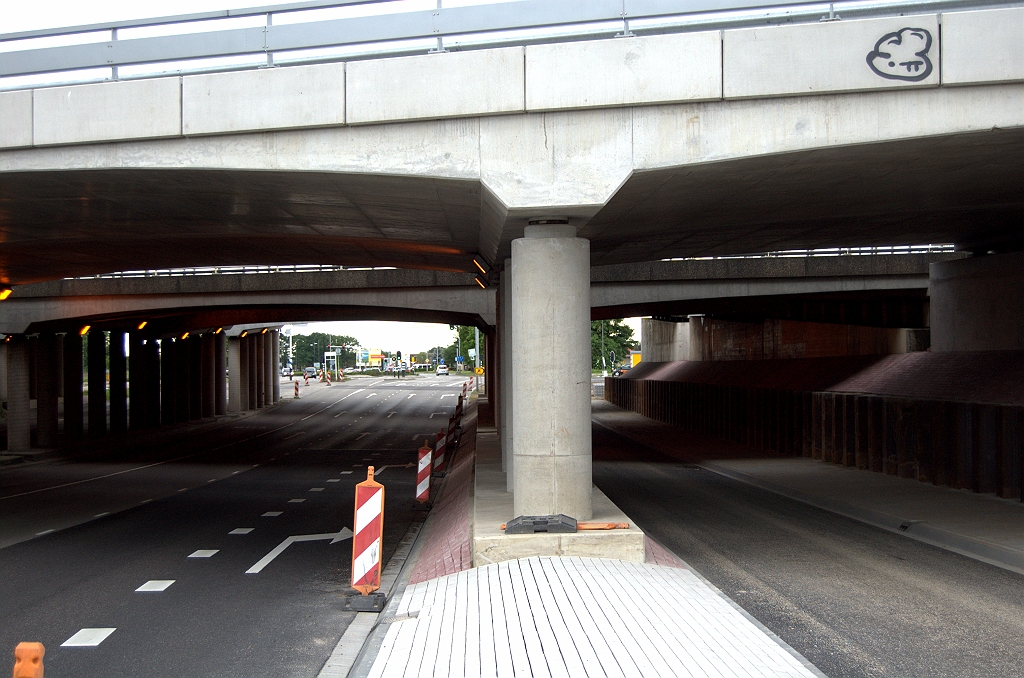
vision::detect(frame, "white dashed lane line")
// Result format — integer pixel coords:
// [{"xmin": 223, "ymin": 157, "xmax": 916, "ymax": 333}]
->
[
  {"xmin": 288, "ymin": 499, "xmax": 306, "ymax": 503},
  {"xmin": 62, "ymin": 628, "xmax": 116, "ymax": 647},
  {"xmin": 310, "ymin": 488, "xmax": 324, "ymax": 492},
  {"xmin": 188, "ymin": 550, "xmax": 218, "ymax": 558},
  {"xmin": 35, "ymin": 529, "xmax": 54, "ymax": 536},
  {"xmin": 262, "ymin": 511, "xmax": 283, "ymax": 517},
  {"xmin": 340, "ymin": 471, "xmax": 353, "ymax": 475},
  {"xmin": 327, "ymin": 479, "xmax": 341, "ymax": 483},
  {"xmin": 135, "ymin": 580, "xmax": 175, "ymax": 592},
  {"xmin": 229, "ymin": 528, "xmax": 254, "ymax": 535}
]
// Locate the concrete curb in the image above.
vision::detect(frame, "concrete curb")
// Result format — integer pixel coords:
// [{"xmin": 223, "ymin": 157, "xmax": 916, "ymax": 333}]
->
[{"xmin": 700, "ymin": 461, "xmax": 1024, "ymax": 577}]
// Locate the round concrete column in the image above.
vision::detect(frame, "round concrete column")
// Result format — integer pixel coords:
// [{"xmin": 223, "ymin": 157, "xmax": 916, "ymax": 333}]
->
[
  {"xmin": 215, "ymin": 331, "xmax": 227, "ymax": 415},
  {"xmin": 510, "ymin": 224, "xmax": 592, "ymax": 520}
]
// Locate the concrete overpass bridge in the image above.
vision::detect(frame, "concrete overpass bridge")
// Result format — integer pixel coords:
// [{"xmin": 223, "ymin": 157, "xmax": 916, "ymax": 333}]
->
[{"xmin": 1, "ymin": 0, "xmax": 1023, "ymax": 521}]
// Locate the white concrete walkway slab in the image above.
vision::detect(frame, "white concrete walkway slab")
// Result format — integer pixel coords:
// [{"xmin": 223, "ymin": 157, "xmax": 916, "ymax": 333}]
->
[{"xmin": 367, "ymin": 556, "xmax": 823, "ymax": 678}]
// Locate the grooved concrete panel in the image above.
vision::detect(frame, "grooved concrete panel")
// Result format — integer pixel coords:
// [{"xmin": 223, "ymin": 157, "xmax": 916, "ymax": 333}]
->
[
  {"xmin": 33, "ymin": 78, "xmax": 181, "ymax": 145},
  {"xmin": 182, "ymin": 63, "xmax": 346, "ymax": 135},
  {"xmin": 0, "ymin": 90, "xmax": 33, "ymax": 148},
  {"xmin": 525, "ymin": 32, "xmax": 721, "ymax": 111},
  {"xmin": 724, "ymin": 15, "xmax": 940, "ymax": 99},
  {"xmin": 346, "ymin": 47, "xmax": 524, "ymax": 124},
  {"xmin": 941, "ymin": 8, "xmax": 1024, "ymax": 85}
]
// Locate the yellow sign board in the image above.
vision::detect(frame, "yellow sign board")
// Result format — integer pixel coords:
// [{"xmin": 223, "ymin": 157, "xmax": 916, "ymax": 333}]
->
[{"xmin": 474, "ymin": 366, "xmax": 485, "ymax": 375}]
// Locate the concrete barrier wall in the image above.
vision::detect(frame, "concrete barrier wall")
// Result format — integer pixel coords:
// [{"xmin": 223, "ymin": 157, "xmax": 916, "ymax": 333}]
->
[
  {"xmin": 606, "ymin": 357, "xmax": 1024, "ymax": 501},
  {"xmin": 3, "ymin": 7, "xmax": 1021, "ymax": 149}
]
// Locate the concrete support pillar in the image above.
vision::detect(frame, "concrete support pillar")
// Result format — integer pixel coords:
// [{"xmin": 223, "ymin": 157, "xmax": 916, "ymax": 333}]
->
[
  {"xmin": 160, "ymin": 339, "xmax": 175, "ymax": 425},
  {"xmin": 510, "ymin": 224, "xmax": 592, "ymax": 520},
  {"xmin": 245, "ymin": 335, "xmax": 257, "ymax": 410},
  {"xmin": 174, "ymin": 339, "xmax": 190, "ymax": 424},
  {"xmin": 228, "ymin": 336, "xmax": 242, "ymax": 413},
  {"xmin": 109, "ymin": 331, "xmax": 128, "ymax": 434},
  {"xmin": 63, "ymin": 333, "xmax": 83, "ymax": 439},
  {"xmin": 215, "ymin": 331, "xmax": 227, "ymax": 415},
  {"xmin": 255, "ymin": 333, "xmax": 265, "ymax": 408},
  {"xmin": 931, "ymin": 251, "xmax": 1024, "ymax": 351},
  {"xmin": 500, "ymin": 262, "xmax": 513, "ymax": 488},
  {"xmin": 201, "ymin": 333, "xmax": 215, "ymax": 418},
  {"xmin": 271, "ymin": 330, "xmax": 281, "ymax": 403},
  {"xmin": 129, "ymin": 333, "xmax": 144, "ymax": 430},
  {"xmin": 35, "ymin": 333, "xmax": 59, "ymax": 448},
  {"xmin": 188, "ymin": 335, "xmax": 202, "ymax": 421},
  {"xmin": 87, "ymin": 330, "xmax": 106, "ymax": 437},
  {"xmin": 55, "ymin": 334, "xmax": 64, "ymax": 400},
  {"xmin": 145, "ymin": 340, "xmax": 161, "ymax": 428},
  {"xmin": 6, "ymin": 336, "xmax": 31, "ymax": 452},
  {"xmin": 0, "ymin": 342, "xmax": 7, "ymax": 404}
]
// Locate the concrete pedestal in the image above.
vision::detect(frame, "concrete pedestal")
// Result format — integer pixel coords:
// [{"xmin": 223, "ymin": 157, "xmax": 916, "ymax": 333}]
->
[
  {"xmin": 63, "ymin": 333, "xmax": 83, "ymax": 439},
  {"xmin": 510, "ymin": 224, "xmax": 593, "ymax": 520}
]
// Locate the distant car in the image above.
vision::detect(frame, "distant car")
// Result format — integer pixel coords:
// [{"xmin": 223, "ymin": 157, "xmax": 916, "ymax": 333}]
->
[
  {"xmin": 436, "ymin": 364, "xmax": 449, "ymax": 375},
  {"xmin": 612, "ymin": 364, "xmax": 632, "ymax": 377},
  {"xmin": 303, "ymin": 367, "xmax": 318, "ymax": 379},
  {"xmin": 281, "ymin": 366, "xmax": 293, "ymax": 377}
]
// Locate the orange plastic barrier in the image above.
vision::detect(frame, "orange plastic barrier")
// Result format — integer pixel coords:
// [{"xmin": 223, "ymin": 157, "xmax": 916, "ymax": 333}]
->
[{"xmin": 13, "ymin": 642, "xmax": 44, "ymax": 678}]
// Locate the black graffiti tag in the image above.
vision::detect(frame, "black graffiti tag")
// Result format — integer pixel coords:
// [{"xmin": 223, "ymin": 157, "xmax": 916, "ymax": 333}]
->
[{"xmin": 866, "ymin": 28, "xmax": 933, "ymax": 82}]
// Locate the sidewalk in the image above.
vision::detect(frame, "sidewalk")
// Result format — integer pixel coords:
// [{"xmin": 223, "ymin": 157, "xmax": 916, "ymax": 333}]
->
[
  {"xmin": 592, "ymin": 400, "xmax": 1024, "ymax": 576},
  {"xmin": 350, "ymin": 397, "xmax": 826, "ymax": 678}
]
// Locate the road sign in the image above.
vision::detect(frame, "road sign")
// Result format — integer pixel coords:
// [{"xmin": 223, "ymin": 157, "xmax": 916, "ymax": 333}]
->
[{"xmin": 474, "ymin": 366, "xmax": 485, "ymax": 375}]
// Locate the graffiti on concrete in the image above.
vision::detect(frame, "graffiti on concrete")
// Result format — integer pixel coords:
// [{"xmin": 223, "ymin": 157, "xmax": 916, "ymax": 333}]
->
[{"xmin": 867, "ymin": 28, "xmax": 933, "ymax": 82}]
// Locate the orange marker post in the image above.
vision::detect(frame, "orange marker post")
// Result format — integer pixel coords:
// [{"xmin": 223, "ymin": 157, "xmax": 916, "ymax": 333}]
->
[
  {"xmin": 13, "ymin": 642, "xmax": 44, "ymax": 678},
  {"xmin": 351, "ymin": 467, "xmax": 385, "ymax": 596}
]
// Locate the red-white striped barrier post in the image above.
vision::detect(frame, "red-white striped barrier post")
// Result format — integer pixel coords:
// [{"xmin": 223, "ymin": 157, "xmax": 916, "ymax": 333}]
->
[
  {"xmin": 445, "ymin": 416, "xmax": 457, "ymax": 455},
  {"xmin": 414, "ymin": 440, "xmax": 432, "ymax": 509},
  {"xmin": 325, "ymin": 371, "xmax": 332, "ymax": 386},
  {"xmin": 304, "ymin": 374, "xmax": 309, "ymax": 387},
  {"xmin": 433, "ymin": 429, "xmax": 446, "ymax": 475},
  {"xmin": 294, "ymin": 380, "xmax": 299, "ymax": 399},
  {"xmin": 456, "ymin": 394, "xmax": 464, "ymax": 421},
  {"xmin": 351, "ymin": 467, "xmax": 385, "ymax": 596}
]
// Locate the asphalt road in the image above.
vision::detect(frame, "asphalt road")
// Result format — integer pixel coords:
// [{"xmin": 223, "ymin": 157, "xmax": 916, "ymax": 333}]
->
[
  {"xmin": 0, "ymin": 375, "xmax": 470, "ymax": 677},
  {"xmin": 592, "ymin": 422, "xmax": 1024, "ymax": 678}
]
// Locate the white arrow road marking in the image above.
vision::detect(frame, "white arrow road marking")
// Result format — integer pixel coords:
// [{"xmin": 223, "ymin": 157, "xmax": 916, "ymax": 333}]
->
[
  {"xmin": 339, "ymin": 389, "xmax": 365, "ymax": 401},
  {"xmin": 387, "ymin": 412, "xmax": 397, "ymax": 418},
  {"xmin": 429, "ymin": 412, "xmax": 448, "ymax": 418},
  {"xmin": 246, "ymin": 528, "xmax": 353, "ymax": 574},
  {"xmin": 355, "ymin": 432, "xmax": 371, "ymax": 440},
  {"xmin": 366, "ymin": 393, "xmax": 377, "ymax": 399},
  {"xmin": 407, "ymin": 393, "xmax": 416, "ymax": 399}
]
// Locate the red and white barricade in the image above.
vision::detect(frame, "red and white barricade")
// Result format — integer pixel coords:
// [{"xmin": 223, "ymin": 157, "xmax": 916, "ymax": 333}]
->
[
  {"xmin": 433, "ymin": 429, "xmax": 447, "ymax": 474},
  {"xmin": 446, "ymin": 416, "xmax": 457, "ymax": 449},
  {"xmin": 351, "ymin": 467, "xmax": 385, "ymax": 596},
  {"xmin": 294, "ymin": 380, "xmax": 299, "ymax": 398},
  {"xmin": 416, "ymin": 441, "xmax": 432, "ymax": 504},
  {"xmin": 325, "ymin": 371, "xmax": 332, "ymax": 386},
  {"xmin": 304, "ymin": 374, "xmax": 310, "ymax": 387},
  {"xmin": 455, "ymin": 395, "xmax": 464, "ymax": 421}
]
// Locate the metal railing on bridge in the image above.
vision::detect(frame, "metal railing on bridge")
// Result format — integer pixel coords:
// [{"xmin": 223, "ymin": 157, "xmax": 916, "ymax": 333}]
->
[
  {"xmin": 661, "ymin": 243, "xmax": 956, "ymax": 261},
  {"xmin": 69, "ymin": 264, "xmax": 398, "ymax": 280},
  {"xmin": 2, "ymin": 0, "xmax": 1017, "ymax": 90}
]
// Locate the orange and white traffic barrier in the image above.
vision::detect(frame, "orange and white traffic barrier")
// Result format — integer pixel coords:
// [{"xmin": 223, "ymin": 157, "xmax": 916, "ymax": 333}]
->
[
  {"xmin": 325, "ymin": 371, "xmax": 332, "ymax": 386},
  {"xmin": 416, "ymin": 440, "xmax": 432, "ymax": 504},
  {"xmin": 446, "ymin": 415, "xmax": 457, "ymax": 450},
  {"xmin": 433, "ymin": 429, "xmax": 446, "ymax": 474},
  {"xmin": 455, "ymin": 395, "xmax": 464, "ymax": 421},
  {"xmin": 294, "ymin": 380, "xmax": 300, "ymax": 399},
  {"xmin": 304, "ymin": 374, "xmax": 310, "ymax": 387},
  {"xmin": 351, "ymin": 467, "xmax": 385, "ymax": 596},
  {"xmin": 12, "ymin": 642, "xmax": 44, "ymax": 678}
]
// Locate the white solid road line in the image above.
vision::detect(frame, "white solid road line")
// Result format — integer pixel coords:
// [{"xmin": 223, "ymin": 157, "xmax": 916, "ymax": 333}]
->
[
  {"xmin": 230, "ymin": 528, "xmax": 254, "ymax": 535},
  {"xmin": 246, "ymin": 528, "xmax": 353, "ymax": 574},
  {"xmin": 340, "ymin": 390, "xmax": 365, "ymax": 401},
  {"xmin": 356, "ymin": 432, "xmax": 371, "ymax": 440},
  {"xmin": 94, "ymin": 512, "xmax": 109, "ymax": 518},
  {"xmin": 136, "ymin": 580, "xmax": 175, "ymax": 592},
  {"xmin": 366, "ymin": 393, "xmax": 377, "ymax": 398},
  {"xmin": 262, "ymin": 511, "xmax": 283, "ymax": 517},
  {"xmin": 188, "ymin": 550, "xmax": 218, "ymax": 558},
  {"xmin": 35, "ymin": 529, "xmax": 54, "ymax": 536},
  {"xmin": 62, "ymin": 628, "xmax": 116, "ymax": 647},
  {"xmin": 387, "ymin": 411, "xmax": 397, "ymax": 418}
]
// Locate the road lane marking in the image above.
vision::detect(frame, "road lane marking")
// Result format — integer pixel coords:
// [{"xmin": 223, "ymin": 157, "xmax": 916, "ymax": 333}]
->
[
  {"xmin": 94, "ymin": 512, "xmax": 109, "ymax": 518},
  {"xmin": 188, "ymin": 550, "xmax": 218, "ymax": 558},
  {"xmin": 429, "ymin": 412, "xmax": 447, "ymax": 418},
  {"xmin": 284, "ymin": 432, "xmax": 307, "ymax": 439},
  {"xmin": 407, "ymin": 394, "xmax": 416, "ymax": 398},
  {"xmin": 333, "ymin": 410, "xmax": 348, "ymax": 418},
  {"xmin": 136, "ymin": 580, "xmax": 175, "ymax": 592},
  {"xmin": 373, "ymin": 463, "xmax": 414, "ymax": 476},
  {"xmin": 35, "ymin": 529, "xmax": 54, "ymax": 536},
  {"xmin": 440, "ymin": 394, "xmax": 457, "ymax": 398},
  {"xmin": 62, "ymin": 628, "xmax": 116, "ymax": 647},
  {"xmin": 178, "ymin": 488, "xmax": 188, "ymax": 492},
  {"xmin": 366, "ymin": 393, "xmax": 377, "ymax": 398},
  {"xmin": 387, "ymin": 411, "xmax": 397, "ymax": 418},
  {"xmin": 230, "ymin": 528, "xmax": 254, "ymax": 535},
  {"xmin": 262, "ymin": 511, "xmax": 283, "ymax": 517},
  {"xmin": 310, "ymin": 487, "xmax": 324, "ymax": 492},
  {"xmin": 327, "ymin": 479, "xmax": 341, "ymax": 483},
  {"xmin": 339, "ymin": 390, "xmax": 365, "ymax": 401},
  {"xmin": 355, "ymin": 432, "xmax": 371, "ymax": 440},
  {"xmin": 245, "ymin": 528, "xmax": 353, "ymax": 574},
  {"xmin": 340, "ymin": 471, "xmax": 353, "ymax": 475},
  {"xmin": 288, "ymin": 498, "xmax": 306, "ymax": 503}
]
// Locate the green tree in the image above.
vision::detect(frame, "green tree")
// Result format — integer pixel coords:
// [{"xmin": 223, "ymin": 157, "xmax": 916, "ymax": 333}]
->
[
  {"xmin": 591, "ymin": 319, "xmax": 636, "ymax": 370},
  {"xmin": 284, "ymin": 332, "xmax": 360, "ymax": 369}
]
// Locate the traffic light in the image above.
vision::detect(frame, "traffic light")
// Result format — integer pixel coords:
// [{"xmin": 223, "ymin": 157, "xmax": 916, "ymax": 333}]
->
[{"xmin": 397, "ymin": 351, "xmax": 402, "ymax": 360}]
